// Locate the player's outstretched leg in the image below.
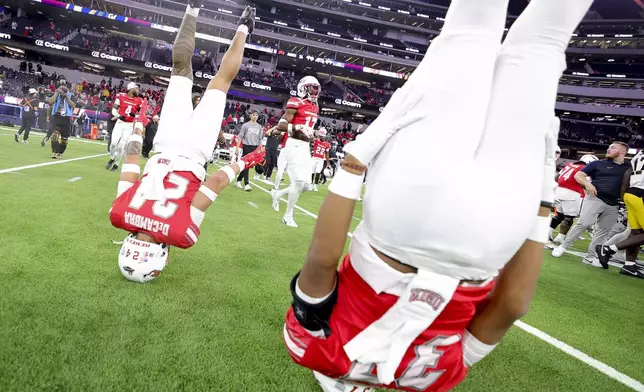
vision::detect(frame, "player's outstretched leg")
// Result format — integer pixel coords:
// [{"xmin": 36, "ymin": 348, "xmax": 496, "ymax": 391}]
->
[
  {"xmin": 470, "ymin": 0, "xmax": 593, "ymax": 262},
  {"xmin": 188, "ymin": 6, "xmax": 255, "ymax": 166},
  {"xmin": 172, "ymin": 0, "xmax": 201, "ymax": 80}
]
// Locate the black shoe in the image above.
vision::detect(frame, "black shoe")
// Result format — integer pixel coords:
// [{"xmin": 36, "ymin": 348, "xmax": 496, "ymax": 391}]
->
[
  {"xmin": 111, "ymin": 164, "xmax": 119, "ymax": 172},
  {"xmin": 237, "ymin": 6, "xmax": 256, "ymax": 34},
  {"xmin": 14, "ymin": 134, "xmax": 19, "ymax": 143},
  {"xmin": 619, "ymin": 264, "xmax": 644, "ymax": 279},
  {"xmin": 188, "ymin": 0, "xmax": 203, "ymax": 8},
  {"xmin": 595, "ymin": 245, "xmax": 614, "ymax": 270},
  {"xmin": 41, "ymin": 137, "xmax": 48, "ymax": 147},
  {"xmin": 105, "ymin": 159, "xmax": 115, "ymax": 170}
]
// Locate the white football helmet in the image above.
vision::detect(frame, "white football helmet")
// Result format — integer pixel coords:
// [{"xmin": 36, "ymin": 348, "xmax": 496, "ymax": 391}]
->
[
  {"xmin": 317, "ymin": 127, "xmax": 327, "ymax": 138},
  {"xmin": 118, "ymin": 234, "xmax": 169, "ymax": 283},
  {"xmin": 127, "ymin": 82, "xmax": 139, "ymax": 91},
  {"xmin": 297, "ymin": 76, "xmax": 321, "ymax": 102},
  {"xmin": 323, "ymin": 165, "xmax": 334, "ymax": 178},
  {"xmin": 579, "ymin": 154, "xmax": 598, "ymax": 164}
]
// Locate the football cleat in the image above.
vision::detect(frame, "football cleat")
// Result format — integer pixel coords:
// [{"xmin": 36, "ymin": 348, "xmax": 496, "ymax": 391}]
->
[
  {"xmin": 188, "ymin": 0, "xmax": 203, "ymax": 8},
  {"xmin": 582, "ymin": 255, "xmax": 602, "ymax": 268},
  {"xmin": 22, "ymin": 140, "xmax": 28, "ymax": 145},
  {"xmin": 619, "ymin": 264, "xmax": 644, "ymax": 279},
  {"xmin": 595, "ymin": 245, "xmax": 614, "ymax": 269},
  {"xmin": 244, "ymin": 184, "xmax": 252, "ymax": 192},
  {"xmin": 51, "ymin": 152, "xmax": 58, "ymax": 159},
  {"xmin": 282, "ymin": 215, "xmax": 298, "ymax": 228},
  {"xmin": 236, "ymin": 182, "xmax": 243, "ymax": 189},
  {"xmin": 551, "ymin": 246, "xmax": 565, "ymax": 258},
  {"xmin": 111, "ymin": 164, "xmax": 119, "ymax": 172},
  {"xmin": 271, "ymin": 189, "xmax": 280, "ymax": 212},
  {"xmin": 105, "ymin": 159, "xmax": 115, "ymax": 170},
  {"xmin": 14, "ymin": 134, "xmax": 19, "ymax": 143},
  {"xmin": 241, "ymin": 146, "xmax": 266, "ymax": 169},
  {"xmin": 41, "ymin": 137, "xmax": 48, "ymax": 147},
  {"xmin": 237, "ymin": 6, "xmax": 256, "ymax": 34}
]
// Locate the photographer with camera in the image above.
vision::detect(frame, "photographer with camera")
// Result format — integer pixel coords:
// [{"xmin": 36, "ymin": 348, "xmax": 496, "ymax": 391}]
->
[{"xmin": 41, "ymin": 79, "xmax": 76, "ymax": 159}]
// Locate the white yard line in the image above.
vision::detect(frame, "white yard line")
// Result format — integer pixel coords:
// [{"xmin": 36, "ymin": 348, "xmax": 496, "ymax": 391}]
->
[
  {"xmin": 0, "ymin": 153, "xmax": 108, "ymax": 174},
  {"xmin": 0, "ymin": 129, "xmax": 106, "ymax": 146},
  {"xmin": 67, "ymin": 177, "xmax": 84, "ymax": 183},
  {"xmin": 210, "ymin": 164, "xmax": 643, "ymax": 391}
]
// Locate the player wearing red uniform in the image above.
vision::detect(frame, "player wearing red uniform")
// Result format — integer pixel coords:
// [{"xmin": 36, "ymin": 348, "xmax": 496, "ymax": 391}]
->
[
  {"xmin": 311, "ymin": 128, "xmax": 331, "ymax": 192},
  {"xmin": 106, "ymin": 83, "xmax": 144, "ymax": 172},
  {"xmin": 283, "ymin": 0, "xmax": 591, "ymax": 390},
  {"xmin": 109, "ymin": 3, "xmax": 261, "ymax": 283},
  {"xmin": 548, "ymin": 154, "xmax": 597, "ymax": 245},
  {"xmin": 274, "ymin": 131, "xmax": 289, "ymax": 188},
  {"xmin": 270, "ymin": 76, "xmax": 321, "ymax": 227}
]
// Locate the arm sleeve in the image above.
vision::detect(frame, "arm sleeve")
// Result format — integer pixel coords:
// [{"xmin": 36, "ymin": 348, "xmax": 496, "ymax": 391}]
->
[{"xmin": 116, "ymin": 181, "xmax": 135, "ymax": 198}]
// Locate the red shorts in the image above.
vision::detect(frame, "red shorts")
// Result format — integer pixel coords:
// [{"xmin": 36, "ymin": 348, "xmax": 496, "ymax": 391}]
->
[{"xmin": 284, "ymin": 255, "xmax": 494, "ymax": 392}]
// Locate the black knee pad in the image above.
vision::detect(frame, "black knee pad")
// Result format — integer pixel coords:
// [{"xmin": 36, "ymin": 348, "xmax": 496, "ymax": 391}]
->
[
  {"xmin": 550, "ymin": 213, "xmax": 564, "ymax": 229},
  {"xmin": 563, "ymin": 216, "xmax": 575, "ymax": 227}
]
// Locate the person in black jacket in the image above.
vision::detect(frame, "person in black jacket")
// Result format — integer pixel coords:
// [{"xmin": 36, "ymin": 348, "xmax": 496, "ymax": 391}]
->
[
  {"xmin": 142, "ymin": 115, "xmax": 160, "ymax": 158},
  {"xmin": 15, "ymin": 88, "xmax": 40, "ymax": 144}
]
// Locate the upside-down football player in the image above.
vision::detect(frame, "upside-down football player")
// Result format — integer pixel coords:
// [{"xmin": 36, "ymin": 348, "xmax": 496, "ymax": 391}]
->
[
  {"xmin": 108, "ymin": 2, "xmax": 264, "ymax": 283},
  {"xmin": 282, "ymin": 0, "xmax": 592, "ymax": 390}
]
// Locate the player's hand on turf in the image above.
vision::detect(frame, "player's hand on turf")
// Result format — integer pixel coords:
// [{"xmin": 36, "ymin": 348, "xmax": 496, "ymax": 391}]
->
[{"xmin": 585, "ymin": 183, "xmax": 598, "ymax": 197}]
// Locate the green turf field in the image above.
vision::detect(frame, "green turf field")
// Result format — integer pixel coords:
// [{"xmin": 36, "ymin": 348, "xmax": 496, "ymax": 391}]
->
[{"xmin": 0, "ymin": 127, "xmax": 642, "ymax": 392}]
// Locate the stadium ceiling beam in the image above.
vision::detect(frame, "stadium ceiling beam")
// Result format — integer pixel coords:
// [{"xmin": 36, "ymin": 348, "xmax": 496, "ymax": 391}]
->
[
  {"xmin": 108, "ymin": 0, "xmax": 421, "ymax": 68},
  {"xmin": 255, "ymin": 0, "xmax": 439, "ymax": 35}
]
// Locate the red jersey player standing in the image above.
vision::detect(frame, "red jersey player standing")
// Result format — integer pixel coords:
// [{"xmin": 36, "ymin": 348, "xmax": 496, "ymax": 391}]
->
[
  {"xmin": 311, "ymin": 127, "xmax": 331, "ymax": 192},
  {"xmin": 548, "ymin": 154, "xmax": 597, "ymax": 246},
  {"xmin": 106, "ymin": 82, "xmax": 144, "ymax": 172},
  {"xmin": 282, "ymin": 0, "xmax": 591, "ymax": 389},
  {"xmin": 109, "ymin": 3, "xmax": 262, "ymax": 283},
  {"xmin": 270, "ymin": 75, "xmax": 321, "ymax": 227}
]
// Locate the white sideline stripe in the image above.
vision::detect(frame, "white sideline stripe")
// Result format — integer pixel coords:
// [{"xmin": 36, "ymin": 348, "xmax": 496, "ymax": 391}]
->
[
  {"xmin": 248, "ymin": 201, "xmax": 259, "ymax": 209},
  {"xmin": 0, "ymin": 153, "xmax": 109, "ymax": 174},
  {"xmin": 515, "ymin": 321, "xmax": 644, "ymax": 392},
  {"xmin": 208, "ymin": 164, "xmax": 644, "ymax": 390},
  {"xmin": 0, "ymin": 129, "xmax": 106, "ymax": 146},
  {"xmin": 67, "ymin": 177, "xmax": 83, "ymax": 183}
]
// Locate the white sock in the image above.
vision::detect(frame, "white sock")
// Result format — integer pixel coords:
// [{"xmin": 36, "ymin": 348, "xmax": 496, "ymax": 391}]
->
[
  {"xmin": 186, "ymin": 4, "xmax": 200, "ymax": 17},
  {"xmin": 554, "ymin": 233, "xmax": 565, "ymax": 242},
  {"xmin": 276, "ymin": 186, "xmax": 290, "ymax": 200},
  {"xmin": 274, "ymin": 171, "xmax": 284, "ymax": 190},
  {"xmin": 548, "ymin": 227, "xmax": 554, "ymax": 239},
  {"xmin": 609, "ymin": 245, "xmax": 619, "ymax": 252},
  {"xmin": 286, "ymin": 184, "xmax": 301, "ymax": 218}
]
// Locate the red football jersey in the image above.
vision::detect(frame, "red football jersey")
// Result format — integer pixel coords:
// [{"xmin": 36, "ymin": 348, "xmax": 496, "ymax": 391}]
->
[
  {"xmin": 284, "ymin": 255, "xmax": 494, "ymax": 392},
  {"xmin": 312, "ymin": 139, "xmax": 331, "ymax": 159},
  {"xmin": 115, "ymin": 93, "xmax": 144, "ymax": 123},
  {"xmin": 557, "ymin": 163, "xmax": 586, "ymax": 197},
  {"xmin": 286, "ymin": 97, "xmax": 319, "ymax": 135},
  {"xmin": 109, "ymin": 171, "xmax": 202, "ymax": 249}
]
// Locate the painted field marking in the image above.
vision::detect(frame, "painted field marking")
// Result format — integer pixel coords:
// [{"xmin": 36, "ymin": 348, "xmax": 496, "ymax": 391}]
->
[{"xmin": 0, "ymin": 153, "xmax": 109, "ymax": 174}]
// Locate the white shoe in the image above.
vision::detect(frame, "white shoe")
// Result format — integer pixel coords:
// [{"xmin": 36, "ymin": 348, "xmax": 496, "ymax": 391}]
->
[
  {"xmin": 22, "ymin": 140, "xmax": 29, "ymax": 144},
  {"xmin": 282, "ymin": 215, "xmax": 298, "ymax": 228},
  {"xmin": 236, "ymin": 181, "xmax": 243, "ymax": 189},
  {"xmin": 582, "ymin": 255, "xmax": 603, "ymax": 268},
  {"xmin": 313, "ymin": 371, "xmax": 374, "ymax": 392},
  {"xmin": 552, "ymin": 246, "xmax": 566, "ymax": 258},
  {"xmin": 553, "ymin": 233, "xmax": 565, "ymax": 244},
  {"xmin": 244, "ymin": 184, "xmax": 252, "ymax": 191},
  {"xmin": 253, "ymin": 174, "xmax": 259, "ymax": 180},
  {"xmin": 313, "ymin": 184, "xmax": 318, "ymax": 192},
  {"xmin": 271, "ymin": 189, "xmax": 280, "ymax": 212},
  {"xmin": 545, "ymin": 241, "xmax": 557, "ymax": 250}
]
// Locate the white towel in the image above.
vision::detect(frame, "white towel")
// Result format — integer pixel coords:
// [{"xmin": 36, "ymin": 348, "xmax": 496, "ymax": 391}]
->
[
  {"xmin": 343, "ymin": 267, "xmax": 460, "ymax": 385},
  {"xmin": 139, "ymin": 158, "xmax": 174, "ymax": 201}
]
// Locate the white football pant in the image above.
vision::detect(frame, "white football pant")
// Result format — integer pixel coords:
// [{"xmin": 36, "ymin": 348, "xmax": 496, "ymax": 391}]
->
[{"xmin": 362, "ymin": 0, "xmax": 593, "ymax": 280}]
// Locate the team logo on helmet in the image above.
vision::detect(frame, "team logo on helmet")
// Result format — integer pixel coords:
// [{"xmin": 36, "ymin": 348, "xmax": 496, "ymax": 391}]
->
[{"xmin": 297, "ymin": 76, "xmax": 321, "ymax": 102}]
